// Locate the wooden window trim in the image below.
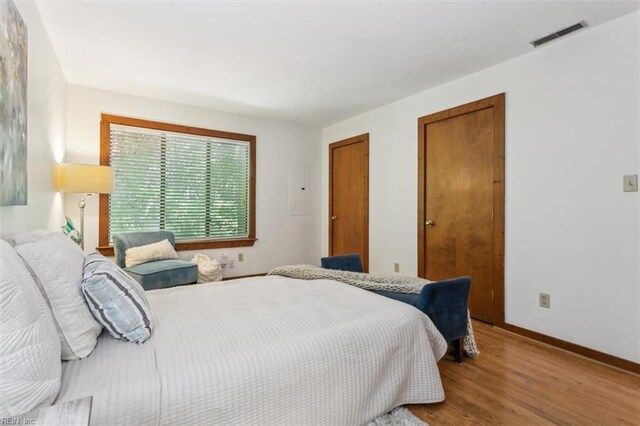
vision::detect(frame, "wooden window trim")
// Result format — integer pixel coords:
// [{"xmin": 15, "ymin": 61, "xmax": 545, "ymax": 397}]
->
[{"xmin": 98, "ymin": 114, "xmax": 257, "ymax": 255}]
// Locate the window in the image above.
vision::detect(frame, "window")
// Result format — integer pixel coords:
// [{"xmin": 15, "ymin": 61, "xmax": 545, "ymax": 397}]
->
[{"xmin": 98, "ymin": 114, "xmax": 256, "ymax": 254}]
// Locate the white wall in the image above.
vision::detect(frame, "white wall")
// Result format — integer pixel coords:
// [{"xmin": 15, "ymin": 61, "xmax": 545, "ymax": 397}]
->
[
  {"xmin": 322, "ymin": 12, "xmax": 640, "ymax": 362},
  {"xmin": 0, "ymin": 1, "xmax": 67, "ymax": 238},
  {"xmin": 65, "ymin": 85, "xmax": 322, "ymax": 277}
]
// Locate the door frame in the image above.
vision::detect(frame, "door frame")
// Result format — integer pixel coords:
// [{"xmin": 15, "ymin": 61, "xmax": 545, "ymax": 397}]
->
[
  {"xmin": 329, "ymin": 133, "xmax": 370, "ymax": 272},
  {"xmin": 417, "ymin": 94, "xmax": 505, "ymax": 326}
]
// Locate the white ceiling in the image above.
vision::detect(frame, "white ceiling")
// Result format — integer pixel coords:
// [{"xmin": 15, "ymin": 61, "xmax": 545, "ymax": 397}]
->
[{"xmin": 36, "ymin": 1, "xmax": 640, "ymax": 126}]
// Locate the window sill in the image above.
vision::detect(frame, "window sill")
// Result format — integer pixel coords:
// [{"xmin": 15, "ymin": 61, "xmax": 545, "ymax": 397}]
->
[{"xmin": 96, "ymin": 238, "xmax": 257, "ymax": 256}]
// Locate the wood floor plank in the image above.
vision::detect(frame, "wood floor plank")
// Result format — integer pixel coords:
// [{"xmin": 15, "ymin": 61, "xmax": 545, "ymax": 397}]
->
[{"xmin": 409, "ymin": 321, "xmax": 640, "ymax": 425}]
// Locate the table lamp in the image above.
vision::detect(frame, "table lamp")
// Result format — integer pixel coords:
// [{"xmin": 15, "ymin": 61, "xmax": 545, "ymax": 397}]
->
[{"xmin": 55, "ymin": 163, "xmax": 114, "ymax": 249}]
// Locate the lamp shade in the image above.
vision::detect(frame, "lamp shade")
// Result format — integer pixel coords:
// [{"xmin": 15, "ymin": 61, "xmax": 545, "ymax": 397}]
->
[{"xmin": 55, "ymin": 163, "xmax": 114, "ymax": 194}]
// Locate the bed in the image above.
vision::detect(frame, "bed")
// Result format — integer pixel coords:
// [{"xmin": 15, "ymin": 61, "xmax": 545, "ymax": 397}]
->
[{"xmin": 55, "ymin": 276, "xmax": 448, "ymax": 425}]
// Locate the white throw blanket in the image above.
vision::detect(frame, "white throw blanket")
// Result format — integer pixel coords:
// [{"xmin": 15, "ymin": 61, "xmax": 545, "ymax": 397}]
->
[{"xmin": 268, "ymin": 264, "xmax": 479, "ymax": 358}]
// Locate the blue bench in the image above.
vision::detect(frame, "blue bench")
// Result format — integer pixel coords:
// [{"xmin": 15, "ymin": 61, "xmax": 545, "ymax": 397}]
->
[{"xmin": 321, "ymin": 254, "xmax": 471, "ymax": 363}]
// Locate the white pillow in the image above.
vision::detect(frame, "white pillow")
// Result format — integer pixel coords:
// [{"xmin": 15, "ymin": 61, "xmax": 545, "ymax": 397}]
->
[
  {"xmin": 0, "ymin": 239, "xmax": 61, "ymax": 417},
  {"xmin": 125, "ymin": 239, "xmax": 178, "ymax": 268},
  {"xmin": 14, "ymin": 233, "xmax": 102, "ymax": 360},
  {"xmin": 9, "ymin": 229, "xmax": 50, "ymax": 246}
]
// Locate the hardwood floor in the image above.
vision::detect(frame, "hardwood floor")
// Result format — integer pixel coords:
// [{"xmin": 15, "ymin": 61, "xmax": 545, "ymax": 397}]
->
[{"xmin": 409, "ymin": 321, "xmax": 640, "ymax": 425}]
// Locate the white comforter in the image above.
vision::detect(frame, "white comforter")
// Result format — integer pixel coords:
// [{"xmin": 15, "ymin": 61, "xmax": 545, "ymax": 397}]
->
[{"xmin": 56, "ymin": 276, "xmax": 447, "ymax": 425}]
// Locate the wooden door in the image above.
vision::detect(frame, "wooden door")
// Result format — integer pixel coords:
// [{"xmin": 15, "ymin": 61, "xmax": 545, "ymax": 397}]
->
[
  {"xmin": 329, "ymin": 134, "xmax": 369, "ymax": 272},
  {"xmin": 418, "ymin": 94, "xmax": 505, "ymax": 324}
]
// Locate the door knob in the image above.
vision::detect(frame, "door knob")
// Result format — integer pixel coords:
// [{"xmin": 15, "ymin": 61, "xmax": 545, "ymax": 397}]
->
[
  {"xmin": 425, "ymin": 220, "xmax": 434, "ymax": 227},
  {"xmin": 331, "ymin": 216, "xmax": 338, "ymax": 221}
]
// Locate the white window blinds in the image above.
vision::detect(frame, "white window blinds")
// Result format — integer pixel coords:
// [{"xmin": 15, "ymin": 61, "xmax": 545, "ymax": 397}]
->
[{"xmin": 108, "ymin": 124, "xmax": 251, "ymax": 243}]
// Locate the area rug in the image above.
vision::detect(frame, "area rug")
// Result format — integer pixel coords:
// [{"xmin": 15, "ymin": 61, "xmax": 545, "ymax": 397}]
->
[{"xmin": 368, "ymin": 407, "xmax": 428, "ymax": 426}]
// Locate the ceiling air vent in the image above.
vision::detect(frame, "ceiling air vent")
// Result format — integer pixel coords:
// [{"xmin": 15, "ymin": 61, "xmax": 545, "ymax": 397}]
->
[{"xmin": 530, "ymin": 21, "xmax": 588, "ymax": 48}]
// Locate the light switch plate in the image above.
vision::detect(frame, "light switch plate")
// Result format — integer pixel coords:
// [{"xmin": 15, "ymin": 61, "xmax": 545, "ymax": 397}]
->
[{"xmin": 623, "ymin": 175, "xmax": 638, "ymax": 192}]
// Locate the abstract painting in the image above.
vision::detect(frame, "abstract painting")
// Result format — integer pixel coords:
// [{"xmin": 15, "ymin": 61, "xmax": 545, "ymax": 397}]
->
[{"xmin": 0, "ymin": 0, "xmax": 28, "ymax": 206}]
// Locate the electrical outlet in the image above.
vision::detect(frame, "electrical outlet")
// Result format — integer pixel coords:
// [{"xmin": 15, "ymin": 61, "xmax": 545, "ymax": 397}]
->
[
  {"xmin": 238, "ymin": 253, "xmax": 244, "ymax": 262},
  {"xmin": 220, "ymin": 254, "xmax": 228, "ymax": 268},
  {"xmin": 228, "ymin": 259, "xmax": 235, "ymax": 269},
  {"xmin": 539, "ymin": 293, "xmax": 550, "ymax": 309},
  {"xmin": 623, "ymin": 174, "xmax": 638, "ymax": 192},
  {"xmin": 394, "ymin": 263, "xmax": 400, "ymax": 273}
]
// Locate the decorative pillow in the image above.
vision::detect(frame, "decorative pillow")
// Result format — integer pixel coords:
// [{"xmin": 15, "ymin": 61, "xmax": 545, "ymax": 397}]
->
[
  {"xmin": 14, "ymin": 233, "xmax": 102, "ymax": 360},
  {"xmin": 0, "ymin": 239, "xmax": 61, "ymax": 417},
  {"xmin": 125, "ymin": 239, "xmax": 178, "ymax": 268},
  {"xmin": 82, "ymin": 253, "xmax": 153, "ymax": 344}
]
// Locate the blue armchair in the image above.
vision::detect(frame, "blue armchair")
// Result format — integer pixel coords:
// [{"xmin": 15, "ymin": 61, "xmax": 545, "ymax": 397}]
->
[
  {"xmin": 112, "ymin": 231, "xmax": 198, "ymax": 291},
  {"xmin": 321, "ymin": 254, "xmax": 471, "ymax": 363},
  {"xmin": 321, "ymin": 253, "xmax": 363, "ymax": 272}
]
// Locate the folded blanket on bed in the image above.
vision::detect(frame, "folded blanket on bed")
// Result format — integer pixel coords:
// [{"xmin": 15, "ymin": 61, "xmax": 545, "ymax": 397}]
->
[
  {"xmin": 269, "ymin": 264, "xmax": 429, "ymax": 293},
  {"xmin": 268, "ymin": 264, "xmax": 479, "ymax": 358}
]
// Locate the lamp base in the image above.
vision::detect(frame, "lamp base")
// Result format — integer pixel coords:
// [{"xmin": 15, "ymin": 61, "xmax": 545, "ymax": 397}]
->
[{"xmin": 78, "ymin": 194, "xmax": 91, "ymax": 250}]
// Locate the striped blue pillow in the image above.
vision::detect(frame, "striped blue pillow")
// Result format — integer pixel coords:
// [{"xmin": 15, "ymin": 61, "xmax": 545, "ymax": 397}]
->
[{"xmin": 82, "ymin": 253, "xmax": 153, "ymax": 344}]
